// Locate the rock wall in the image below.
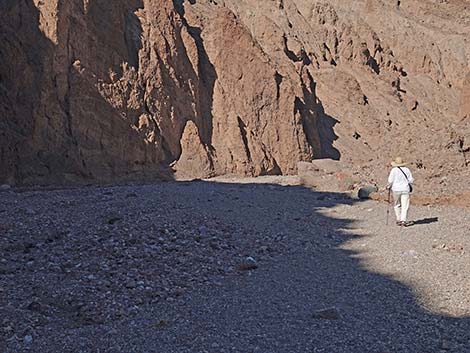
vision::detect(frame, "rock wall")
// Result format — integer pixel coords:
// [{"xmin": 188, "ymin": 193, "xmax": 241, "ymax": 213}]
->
[
  {"xmin": 0, "ymin": 0, "xmax": 321, "ymax": 185},
  {"xmin": 1, "ymin": 0, "xmax": 469, "ymax": 189}
]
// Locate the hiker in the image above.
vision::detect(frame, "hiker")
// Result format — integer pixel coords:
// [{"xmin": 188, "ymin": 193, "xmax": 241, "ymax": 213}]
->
[{"xmin": 387, "ymin": 157, "xmax": 414, "ymax": 226}]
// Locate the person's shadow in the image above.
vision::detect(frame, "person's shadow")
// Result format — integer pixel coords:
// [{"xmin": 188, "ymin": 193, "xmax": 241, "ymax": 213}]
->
[{"xmin": 413, "ymin": 217, "xmax": 439, "ymax": 225}]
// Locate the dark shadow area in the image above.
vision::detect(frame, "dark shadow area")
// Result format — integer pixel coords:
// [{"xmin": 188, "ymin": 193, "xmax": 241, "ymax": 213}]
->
[
  {"xmin": 82, "ymin": 0, "xmax": 144, "ymax": 76},
  {"xmin": 303, "ymin": 69, "xmax": 341, "ymax": 160},
  {"xmin": 124, "ymin": 6, "xmax": 144, "ymax": 71},
  {"xmin": 412, "ymin": 217, "xmax": 439, "ymax": 225},
  {"xmin": 367, "ymin": 56, "xmax": 380, "ymax": 75},
  {"xmin": 315, "ymin": 95, "xmax": 341, "ymax": 160},
  {"xmin": 0, "ymin": 0, "xmax": 180, "ymax": 185},
  {"xmin": 173, "ymin": 0, "xmax": 217, "ymax": 149},
  {"xmin": 0, "ymin": 0, "xmax": 54, "ymax": 183},
  {"xmin": 54, "ymin": 0, "xmax": 170, "ymax": 182},
  {"xmin": 2, "ymin": 180, "xmax": 469, "ymax": 352},
  {"xmin": 283, "ymin": 35, "xmax": 303, "ymax": 63}
]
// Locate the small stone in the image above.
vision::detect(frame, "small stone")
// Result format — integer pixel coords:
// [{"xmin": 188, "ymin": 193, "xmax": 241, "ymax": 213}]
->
[
  {"xmin": 0, "ymin": 265, "xmax": 15, "ymax": 275},
  {"xmin": 313, "ymin": 307, "xmax": 341, "ymax": 320},
  {"xmin": 23, "ymin": 335, "xmax": 33, "ymax": 345},
  {"xmin": 441, "ymin": 339, "xmax": 451, "ymax": 350},
  {"xmin": 125, "ymin": 280, "xmax": 137, "ymax": 289},
  {"xmin": 107, "ymin": 217, "xmax": 122, "ymax": 225},
  {"xmin": 0, "ymin": 184, "xmax": 11, "ymax": 190},
  {"xmin": 198, "ymin": 225, "xmax": 208, "ymax": 237},
  {"xmin": 26, "ymin": 301, "xmax": 42, "ymax": 312},
  {"xmin": 25, "ymin": 208, "xmax": 36, "ymax": 216},
  {"xmin": 156, "ymin": 319, "xmax": 170, "ymax": 328},
  {"xmin": 237, "ymin": 256, "xmax": 258, "ymax": 271},
  {"xmin": 402, "ymin": 250, "xmax": 418, "ymax": 257},
  {"xmin": 358, "ymin": 185, "xmax": 378, "ymax": 199}
]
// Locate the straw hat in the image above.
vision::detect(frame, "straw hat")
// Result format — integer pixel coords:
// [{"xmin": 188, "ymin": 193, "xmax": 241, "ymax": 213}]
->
[{"xmin": 391, "ymin": 157, "xmax": 407, "ymax": 167}]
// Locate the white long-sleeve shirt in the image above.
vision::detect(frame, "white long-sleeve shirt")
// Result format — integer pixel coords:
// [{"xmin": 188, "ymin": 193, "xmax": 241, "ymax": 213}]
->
[{"xmin": 388, "ymin": 166, "xmax": 414, "ymax": 192}]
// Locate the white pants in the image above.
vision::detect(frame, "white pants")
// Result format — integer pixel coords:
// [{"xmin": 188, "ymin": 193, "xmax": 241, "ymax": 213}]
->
[{"xmin": 393, "ymin": 192, "xmax": 410, "ymax": 222}]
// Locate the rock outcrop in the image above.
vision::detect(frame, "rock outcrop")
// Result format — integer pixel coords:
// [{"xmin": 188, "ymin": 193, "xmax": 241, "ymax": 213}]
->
[
  {"xmin": 1, "ymin": 0, "xmax": 469, "ymax": 194},
  {"xmin": 0, "ymin": 0, "xmax": 320, "ymax": 185}
]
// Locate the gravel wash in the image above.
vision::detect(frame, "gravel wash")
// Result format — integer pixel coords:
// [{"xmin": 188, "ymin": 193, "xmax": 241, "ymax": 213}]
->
[{"xmin": 1, "ymin": 180, "xmax": 469, "ymax": 353}]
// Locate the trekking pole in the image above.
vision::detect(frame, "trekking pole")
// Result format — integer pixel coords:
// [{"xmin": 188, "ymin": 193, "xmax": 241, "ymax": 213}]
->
[{"xmin": 386, "ymin": 187, "xmax": 391, "ymax": 225}]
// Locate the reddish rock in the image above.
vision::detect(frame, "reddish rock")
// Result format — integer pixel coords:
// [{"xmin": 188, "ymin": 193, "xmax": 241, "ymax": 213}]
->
[{"xmin": 0, "ymin": 0, "xmax": 468, "ymax": 197}]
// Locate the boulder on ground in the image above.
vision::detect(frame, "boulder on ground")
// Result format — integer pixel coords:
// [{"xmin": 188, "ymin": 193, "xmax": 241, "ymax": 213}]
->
[{"xmin": 358, "ymin": 185, "xmax": 379, "ymax": 199}]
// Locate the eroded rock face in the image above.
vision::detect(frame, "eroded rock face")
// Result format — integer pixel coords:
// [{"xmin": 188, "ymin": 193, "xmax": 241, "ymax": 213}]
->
[
  {"xmin": 1, "ymin": 0, "xmax": 469, "ymax": 191},
  {"xmin": 0, "ymin": 0, "xmax": 318, "ymax": 185}
]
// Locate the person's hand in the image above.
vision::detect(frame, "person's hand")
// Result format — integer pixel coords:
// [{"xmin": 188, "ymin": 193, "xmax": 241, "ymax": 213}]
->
[{"xmin": 386, "ymin": 184, "xmax": 392, "ymax": 190}]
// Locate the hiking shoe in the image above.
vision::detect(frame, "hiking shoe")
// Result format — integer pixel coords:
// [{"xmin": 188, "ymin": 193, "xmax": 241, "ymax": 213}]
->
[
  {"xmin": 396, "ymin": 221, "xmax": 403, "ymax": 226},
  {"xmin": 402, "ymin": 221, "xmax": 414, "ymax": 227}
]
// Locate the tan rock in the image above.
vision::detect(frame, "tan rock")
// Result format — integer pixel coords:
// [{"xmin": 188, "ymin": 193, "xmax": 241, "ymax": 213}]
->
[
  {"xmin": 173, "ymin": 121, "xmax": 213, "ymax": 180},
  {"xmin": 0, "ymin": 0, "xmax": 469, "ymax": 200}
]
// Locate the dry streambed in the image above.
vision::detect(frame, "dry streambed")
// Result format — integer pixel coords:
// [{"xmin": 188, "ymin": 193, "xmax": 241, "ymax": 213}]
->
[{"xmin": 0, "ymin": 179, "xmax": 469, "ymax": 352}]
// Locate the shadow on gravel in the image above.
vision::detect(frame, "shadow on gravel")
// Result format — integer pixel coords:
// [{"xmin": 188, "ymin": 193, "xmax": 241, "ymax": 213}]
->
[
  {"xmin": 412, "ymin": 217, "xmax": 439, "ymax": 225},
  {"xmin": 1, "ymin": 181, "xmax": 469, "ymax": 352}
]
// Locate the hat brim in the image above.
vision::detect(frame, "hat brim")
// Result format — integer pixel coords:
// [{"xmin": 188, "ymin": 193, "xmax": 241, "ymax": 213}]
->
[{"xmin": 391, "ymin": 162, "xmax": 407, "ymax": 167}]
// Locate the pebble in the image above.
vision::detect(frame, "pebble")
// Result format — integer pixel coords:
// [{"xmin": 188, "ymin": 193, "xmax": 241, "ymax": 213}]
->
[
  {"xmin": 198, "ymin": 225, "xmax": 209, "ymax": 237},
  {"xmin": 441, "ymin": 339, "xmax": 451, "ymax": 350},
  {"xmin": 26, "ymin": 301, "xmax": 42, "ymax": 312},
  {"xmin": 237, "ymin": 256, "xmax": 258, "ymax": 271},
  {"xmin": 258, "ymin": 245, "xmax": 269, "ymax": 252},
  {"xmin": 25, "ymin": 209, "xmax": 36, "ymax": 216},
  {"xmin": 313, "ymin": 307, "xmax": 341, "ymax": 320},
  {"xmin": 358, "ymin": 185, "xmax": 378, "ymax": 199},
  {"xmin": 402, "ymin": 250, "xmax": 418, "ymax": 257},
  {"xmin": 125, "ymin": 280, "xmax": 137, "ymax": 289},
  {"xmin": 23, "ymin": 335, "xmax": 33, "ymax": 345}
]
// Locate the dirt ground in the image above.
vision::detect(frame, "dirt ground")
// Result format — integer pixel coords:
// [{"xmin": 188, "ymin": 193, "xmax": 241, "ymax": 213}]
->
[{"xmin": 1, "ymin": 177, "xmax": 469, "ymax": 352}]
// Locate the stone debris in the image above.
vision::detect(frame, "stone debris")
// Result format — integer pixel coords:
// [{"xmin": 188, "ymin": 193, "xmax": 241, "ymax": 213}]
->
[
  {"xmin": 237, "ymin": 257, "xmax": 258, "ymax": 271},
  {"xmin": 0, "ymin": 184, "xmax": 284, "ymax": 349},
  {"xmin": 358, "ymin": 185, "xmax": 379, "ymax": 199},
  {"xmin": 313, "ymin": 307, "xmax": 341, "ymax": 320},
  {"xmin": 0, "ymin": 180, "xmax": 470, "ymax": 352},
  {"xmin": 432, "ymin": 243, "xmax": 465, "ymax": 253},
  {"xmin": 402, "ymin": 250, "xmax": 418, "ymax": 258}
]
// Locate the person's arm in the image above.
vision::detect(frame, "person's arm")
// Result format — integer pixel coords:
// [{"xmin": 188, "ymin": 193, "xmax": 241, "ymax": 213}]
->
[
  {"xmin": 387, "ymin": 168, "xmax": 394, "ymax": 189},
  {"xmin": 408, "ymin": 169, "xmax": 414, "ymax": 184}
]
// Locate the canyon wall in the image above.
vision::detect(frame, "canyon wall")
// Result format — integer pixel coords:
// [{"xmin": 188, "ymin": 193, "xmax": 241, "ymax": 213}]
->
[{"xmin": 1, "ymin": 0, "xmax": 469, "ymax": 190}]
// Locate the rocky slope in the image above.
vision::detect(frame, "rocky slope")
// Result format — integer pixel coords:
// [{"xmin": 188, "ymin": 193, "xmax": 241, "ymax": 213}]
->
[{"xmin": 1, "ymin": 0, "xmax": 469, "ymax": 195}]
